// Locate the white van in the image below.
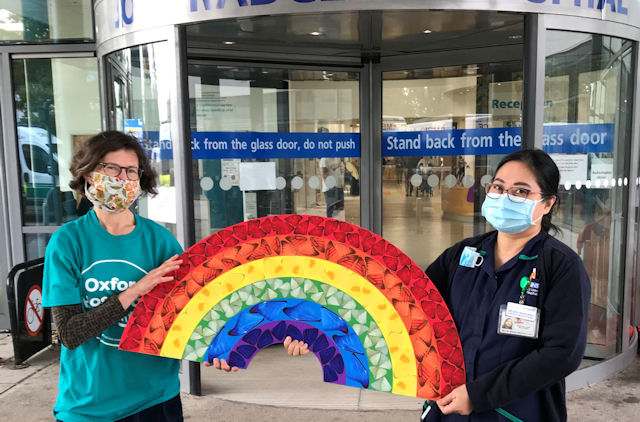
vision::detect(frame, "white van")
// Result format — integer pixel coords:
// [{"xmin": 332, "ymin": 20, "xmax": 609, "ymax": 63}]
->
[{"xmin": 17, "ymin": 126, "xmax": 59, "ymax": 200}]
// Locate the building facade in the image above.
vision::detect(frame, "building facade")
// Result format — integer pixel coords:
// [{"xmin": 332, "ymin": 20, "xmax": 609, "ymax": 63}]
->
[{"xmin": 1, "ymin": 0, "xmax": 638, "ymax": 393}]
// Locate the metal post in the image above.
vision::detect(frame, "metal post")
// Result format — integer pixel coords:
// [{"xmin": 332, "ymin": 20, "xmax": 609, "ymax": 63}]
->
[
  {"xmin": 0, "ymin": 52, "xmax": 11, "ymax": 329},
  {"xmin": 169, "ymin": 25, "xmax": 200, "ymax": 395},
  {"xmin": 0, "ymin": 52, "xmax": 25, "ymax": 265},
  {"xmin": 624, "ymin": 42, "xmax": 640, "ymax": 347},
  {"xmin": 522, "ymin": 14, "xmax": 546, "ymax": 150},
  {"xmin": 369, "ymin": 61, "xmax": 383, "ymax": 236}
]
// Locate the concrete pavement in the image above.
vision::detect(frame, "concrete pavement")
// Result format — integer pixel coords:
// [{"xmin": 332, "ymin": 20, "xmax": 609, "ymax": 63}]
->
[{"xmin": 1, "ymin": 334, "xmax": 638, "ymax": 421}]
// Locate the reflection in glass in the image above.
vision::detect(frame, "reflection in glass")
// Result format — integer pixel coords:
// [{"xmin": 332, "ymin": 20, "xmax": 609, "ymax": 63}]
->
[
  {"xmin": 13, "ymin": 57, "xmax": 100, "ymax": 226},
  {"xmin": 545, "ymin": 32, "xmax": 633, "ymax": 359},
  {"xmin": 24, "ymin": 233, "xmax": 52, "ymax": 261},
  {"xmin": 186, "ymin": 10, "xmax": 523, "ymax": 60},
  {"xmin": 0, "ymin": 1, "xmax": 93, "ymax": 42},
  {"xmin": 188, "ymin": 65, "xmax": 360, "ymax": 239},
  {"xmin": 105, "ymin": 42, "xmax": 176, "ymax": 235},
  {"xmin": 382, "ymin": 62, "xmax": 522, "ymax": 269}
]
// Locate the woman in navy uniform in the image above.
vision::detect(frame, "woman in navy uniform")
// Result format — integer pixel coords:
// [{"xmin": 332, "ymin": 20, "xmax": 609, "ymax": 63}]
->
[{"xmin": 424, "ymin": 149, "xmax": 590, "ymax": 421}]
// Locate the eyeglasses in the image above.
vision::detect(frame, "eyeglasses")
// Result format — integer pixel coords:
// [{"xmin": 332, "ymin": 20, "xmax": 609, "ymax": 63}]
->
[
  {"xmin": 485, "ymin": 183, "xmax": 542, "ymax": 203},
  {"xmin": 96, "ymin": 162, "xmax": 143, "ymax": 181}
]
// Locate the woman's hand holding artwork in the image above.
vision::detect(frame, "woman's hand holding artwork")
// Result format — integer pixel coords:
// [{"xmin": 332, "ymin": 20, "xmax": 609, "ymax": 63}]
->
[
  {"xmin": 283, "ymin": 336, "xmax": 310, "ymax": 356},
  {"xmin": 205, "ymin": 358, "xmax": 239, "ymax": 372},
  {"xmin": 436, "ymin": 384, "xmax": 473, "ymax": 416},
  {"xmin": 118, "ymin": 255, "xmax": 183, "ymax": 309},
  {"xmin": 204, "ymin": 336, "xmax": 309, "ymax": 373}
]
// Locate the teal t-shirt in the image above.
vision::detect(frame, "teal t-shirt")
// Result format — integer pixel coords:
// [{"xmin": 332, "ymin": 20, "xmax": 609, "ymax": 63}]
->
[{"xmin": 42, "ymin": 210, "xmax": 183, "ymax": 422}]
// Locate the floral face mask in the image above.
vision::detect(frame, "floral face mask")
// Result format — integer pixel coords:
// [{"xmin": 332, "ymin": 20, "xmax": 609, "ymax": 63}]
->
[{"xmin": 85, "ymin": 172, "xmax": 142, "ymax": 213}]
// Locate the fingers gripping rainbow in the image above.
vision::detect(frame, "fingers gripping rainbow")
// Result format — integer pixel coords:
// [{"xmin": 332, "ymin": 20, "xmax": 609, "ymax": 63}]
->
[{"xmin": 119, "ymin": 215, "xmax": 465, "ymax": 399}]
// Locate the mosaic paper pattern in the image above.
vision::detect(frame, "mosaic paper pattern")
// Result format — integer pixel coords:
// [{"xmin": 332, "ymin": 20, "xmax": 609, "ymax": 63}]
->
[
  {"xmin": 206, "ymin": 299, "xmax": 368, "ymax": 388},
  {"xmin": 184, "ymin": 278, "xmax": 394, "ymax": 391},
  {"xmin": 119, "ymin": 215, "xmax": 465, "ymax": 399}
]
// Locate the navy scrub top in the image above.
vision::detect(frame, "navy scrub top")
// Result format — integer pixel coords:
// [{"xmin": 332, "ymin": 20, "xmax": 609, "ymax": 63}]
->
[{"xmin": 428, "ymin": 231, "xmax": 546, "ymax": 422}]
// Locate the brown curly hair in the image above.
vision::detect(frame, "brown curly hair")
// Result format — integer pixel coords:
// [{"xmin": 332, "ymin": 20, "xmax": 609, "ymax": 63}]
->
[{"xmin": 69, "ymin": 131, "xmax": 158, "ymax": 196}]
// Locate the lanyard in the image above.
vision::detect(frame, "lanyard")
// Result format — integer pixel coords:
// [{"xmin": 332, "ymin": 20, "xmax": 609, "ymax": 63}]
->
[
  {"xmin": 518, "ymin": 267, "xmax": 535, "ymax": 305},
  {"xmin": 497, "ymin": 407, "xmax": 524, "ymax": 422},
  {"xmin": 517, "ymin": 250, "xmax": 541, "ymax": 305}
]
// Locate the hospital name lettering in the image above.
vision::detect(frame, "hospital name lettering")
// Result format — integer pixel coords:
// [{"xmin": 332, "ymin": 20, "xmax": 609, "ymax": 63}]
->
[
  {"xmin": 115, "ymin": 0, "xmax": 134, "ymax": 28},
  {"xmin": 191, "ymin": 0, "xmax": 341, "ymax": 12},
  {"xmin": 525, "ymin": 0, "xmax": 628, "ymax": 15},
  {"xmin": 190, "ymin": 0, "xmax": 630, "ymax": 15}
]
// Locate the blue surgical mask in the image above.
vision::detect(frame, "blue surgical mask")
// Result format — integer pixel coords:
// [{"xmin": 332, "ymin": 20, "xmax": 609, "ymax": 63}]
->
[{"xmin": 481, "ymin": 194, "xmax": 542, "ymax": 234}]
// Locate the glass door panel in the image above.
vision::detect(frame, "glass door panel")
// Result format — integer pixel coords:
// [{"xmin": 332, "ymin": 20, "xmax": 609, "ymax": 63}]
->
[
  {"xmin": 105, "ymin": 42, "xmax": 177, "ymax": 235},
  {"xmin": 12, "ymin": 56, "xmax": 100, "ymax": 259},
  {"xmin": 188, "ymin": 65, "xmax": 360, "ymax": 239},
  {"xmin": 381, "ymin": 62, "xmax": 523, "ymax": 269},
  {"xmin": 544, "ymin": 32, "xmax": 633, "ymax": 359}
]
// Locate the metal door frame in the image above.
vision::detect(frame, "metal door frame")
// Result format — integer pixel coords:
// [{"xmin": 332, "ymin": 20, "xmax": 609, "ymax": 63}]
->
[{"xmin": 0, "ymin": 44, "xmax": 96, "ymax": 330}]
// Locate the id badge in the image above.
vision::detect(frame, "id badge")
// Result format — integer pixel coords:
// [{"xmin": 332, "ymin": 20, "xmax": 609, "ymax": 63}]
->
[{"xmin": 497, "ymin": 302, "xmax": 540, "ymax": 339}]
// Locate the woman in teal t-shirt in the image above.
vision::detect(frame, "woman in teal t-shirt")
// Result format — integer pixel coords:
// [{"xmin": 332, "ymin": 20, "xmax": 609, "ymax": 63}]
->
[
  {"xmin": 43, "ymin": 131, "xmax": 311, "ymax": 421},
  {"xmin": 43, "ymin": 131, "xmax": 186, "ymax": 422}
]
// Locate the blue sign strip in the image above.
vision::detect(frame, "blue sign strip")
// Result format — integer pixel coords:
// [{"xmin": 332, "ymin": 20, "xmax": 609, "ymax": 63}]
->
[
  {"xmin": 190, "ymin": 131, "xmax": 360, "ymax": 159},
  {"xmin": 382, "ymin": 123, "xmax": 614, "ymax": 157},
  {"xmin": 130, "ymin": 123, "xmax": 614, "ymax": 160},
  {"xmin": 128, "ymin": 131, "xmax": 174, "ymax": 160},
  {"xmin": 384, "ymin": 127, "xmax": 521, "ymax": 157},
  {"xmin": 541, "ymin": 123, "xmax": 614, "ymax": 154}
]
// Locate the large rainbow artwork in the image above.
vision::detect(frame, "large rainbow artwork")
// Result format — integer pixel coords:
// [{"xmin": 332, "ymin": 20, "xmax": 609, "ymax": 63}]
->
[{"xmin": 119, "ymin": 215, "xmax": 465, "ymax": 399}]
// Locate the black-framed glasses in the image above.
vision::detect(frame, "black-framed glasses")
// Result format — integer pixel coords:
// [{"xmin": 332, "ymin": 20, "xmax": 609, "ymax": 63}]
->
[
  {"xmin": 97, "ymin": 162, "xmax": 143, "ymax": 181},
  {"xmin": 485, "ymin": 183, "xmax": 542, "ymax": 203}
]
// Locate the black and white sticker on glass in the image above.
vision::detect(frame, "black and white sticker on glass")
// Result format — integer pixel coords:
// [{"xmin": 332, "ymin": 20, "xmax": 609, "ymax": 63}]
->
[{"xmin": 24, "ymin": 285, "xmax": 44, "ymax": 336}]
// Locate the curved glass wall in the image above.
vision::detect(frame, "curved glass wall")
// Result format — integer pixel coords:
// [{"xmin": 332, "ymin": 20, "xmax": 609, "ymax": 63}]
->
[
  {"xmin": 105, "ymin": 41, "xmax": 178, "ymax": 235},
  {"xmin": 544, "ymin": 32, "xmax": 634, "ymax": 360},
  {"xmin": 0, "ymin": 0, "xmax": 93, "ymax": 42},
  {"xmin": 186, "ymin": 10, "xmax": 524, "ymax": 59}
]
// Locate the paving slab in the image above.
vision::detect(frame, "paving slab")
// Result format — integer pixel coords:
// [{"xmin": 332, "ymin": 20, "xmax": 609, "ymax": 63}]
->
[{"xmin": 566, "ymin": 356, "xmax": 640, "ymax": 420}]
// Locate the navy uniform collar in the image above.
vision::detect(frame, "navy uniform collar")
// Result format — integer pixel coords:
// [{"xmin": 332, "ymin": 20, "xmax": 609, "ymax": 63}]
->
[{"xmin": 479, "ymin": 230, "xmax": 545, "ymax": 277}]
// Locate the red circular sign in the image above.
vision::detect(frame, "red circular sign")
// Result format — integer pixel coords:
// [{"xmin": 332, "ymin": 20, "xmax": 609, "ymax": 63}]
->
[{"xmin": 24, "ymin": 285, "xmax": 44, "ymax": 336}]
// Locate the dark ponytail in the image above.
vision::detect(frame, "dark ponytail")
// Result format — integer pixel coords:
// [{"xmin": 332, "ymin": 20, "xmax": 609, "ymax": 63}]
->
[{"xmin": 495, "ymin": 149, "xmax": 560, "ymax": 235}]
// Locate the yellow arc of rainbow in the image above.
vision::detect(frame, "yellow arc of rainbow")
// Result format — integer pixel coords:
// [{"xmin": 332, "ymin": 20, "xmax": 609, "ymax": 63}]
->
[{"xmin": 160, "ymin": 256, "xmax": 417, "ymax": 397}]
